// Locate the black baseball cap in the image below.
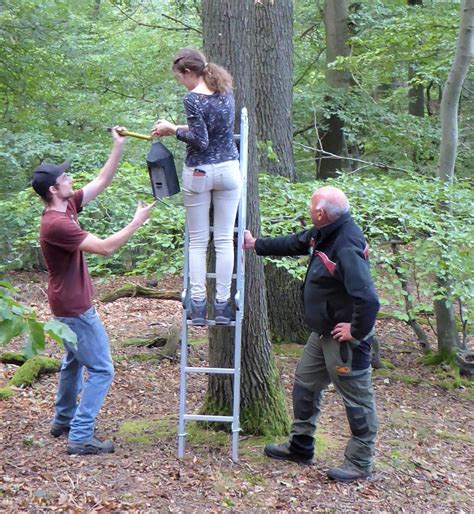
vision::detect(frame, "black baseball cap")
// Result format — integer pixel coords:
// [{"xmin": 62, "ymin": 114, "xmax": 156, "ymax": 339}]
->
[{"xmin": 31, "ymin": 161, "xmax": 70, "ymax": 197}]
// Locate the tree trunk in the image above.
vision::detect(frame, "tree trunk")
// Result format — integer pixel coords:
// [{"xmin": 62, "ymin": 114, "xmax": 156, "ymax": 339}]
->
[
  {"xmin": 408, "ymin": 64, "xmax": 425, "ymax": 117},
  {"xmin": 264, "ymin": 262, "xmax": 309, "ymax": 345},
  {"xmin": 435, "ymin": 0, "xmax": 473, "ymax": 354},
  {"xmin": 407, "ymin": 2, "xmax": 424, "ymax": 118},
  {"xmin": 254, "ymin": 0, "xmax": 295, "ymax": 180},
  {"xmin": 201, "ymin": 0, "xmax": 289, "ymax": 436},
  {"xmin": 319, "ymin": 0, "xmax": 351, "ymax": 179}
]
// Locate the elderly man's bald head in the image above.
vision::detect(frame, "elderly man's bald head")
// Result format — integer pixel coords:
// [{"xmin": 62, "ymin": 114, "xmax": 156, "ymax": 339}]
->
[{"xmin": 309, "ymin": 186, "xmax": 350, "ymax": 227}]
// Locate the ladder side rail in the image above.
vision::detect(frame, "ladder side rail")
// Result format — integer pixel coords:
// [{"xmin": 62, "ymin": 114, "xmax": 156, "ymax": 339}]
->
[
  {"xmin": 231, "ymin": 107, "xmax": 249, "ymax": 462},
  {"xmin": 178, "ymin": 223, "xmax": 191, "ymax": 458}
]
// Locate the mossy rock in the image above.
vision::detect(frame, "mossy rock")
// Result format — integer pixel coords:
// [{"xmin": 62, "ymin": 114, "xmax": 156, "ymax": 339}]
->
[
  {"xmin": 0, "ymin": 351, "xmax": 27, "ymax": 365},
  {"xmin": 9, "ymin": 355, "xmax": 60, "ymax": 387}
]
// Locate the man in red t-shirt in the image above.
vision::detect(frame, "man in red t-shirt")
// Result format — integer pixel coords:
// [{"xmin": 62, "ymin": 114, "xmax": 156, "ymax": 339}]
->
[{"xmin": 32, "ymin": 127, "xmax": 154, "ymax": 455}]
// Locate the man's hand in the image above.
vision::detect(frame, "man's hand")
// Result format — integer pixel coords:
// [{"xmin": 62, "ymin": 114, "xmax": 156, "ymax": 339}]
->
[
  {"xmin": 133, "ymin": 201, "xmax": 156, "ymax": 226},
  {"xmin": 243, "ymin": 229, "xmax": 256, "ymax": 250},
  {"xmin": 110, "ymin": 126, "xmax": 127, "ymax": 145},
  {"xmin": 331, "ymin": 322, "xmax": 354, "ymax": 342},
  {"xmin": 152, "ymin": 119, "xmax": 177, "ymax": 137}
]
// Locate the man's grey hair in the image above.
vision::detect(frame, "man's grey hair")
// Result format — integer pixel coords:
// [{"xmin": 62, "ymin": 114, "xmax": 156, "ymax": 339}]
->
[{"xmin": 316, "ymin": 196, "xmax": 350, "ymax": 222}]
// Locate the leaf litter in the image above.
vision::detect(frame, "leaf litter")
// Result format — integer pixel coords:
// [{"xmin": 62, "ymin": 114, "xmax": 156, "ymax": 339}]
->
[{"xmin": 0, "ymin": 271, "xmax": 473, "ymax": 512}]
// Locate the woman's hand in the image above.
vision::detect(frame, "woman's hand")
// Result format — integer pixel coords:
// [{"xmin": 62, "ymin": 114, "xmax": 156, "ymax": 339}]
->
[{"xmin": 152, "ymin": 119, "xmax": 177, "ymax": 137}]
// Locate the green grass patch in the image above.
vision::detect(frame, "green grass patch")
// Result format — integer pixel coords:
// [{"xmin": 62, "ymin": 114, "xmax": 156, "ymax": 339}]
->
[
  {"xmin": 373, "ymin": 367, "xmax": 392, "ymax": 378},
  {"xmin": 435, "ymin": 429, "xmax": 474, "ymax": 444},
  {"xmin": 396, "ymin": 373, "xmax": 422, "ymax": 385},
  {"xmin": 0, "ymin": 386, "xmax": 13, "ymax": 400},
  {"xmin": 380, "ymin": 358, "xmax": 395, "ymax": 369},
  {"xmin": 374, "ymin": 367, "xmax": 423, "ymax": 386},
  {"xmin": 187, "ymin": 424, "xmax": 230, "ymax": 447},
  {"xmin": 188, "ymin": 336, "xmax": 209, "ymax": 347},
  {"xmin": 117, "ymin": 416, "xmax": 176, "ymax": 444},
  {"xmin": 273, "ymin": 343, "xmax": 304, "ymax": 358},
  {"xmin": 459, "ymin": 387, "xmax": 474, "ymax": 401}
]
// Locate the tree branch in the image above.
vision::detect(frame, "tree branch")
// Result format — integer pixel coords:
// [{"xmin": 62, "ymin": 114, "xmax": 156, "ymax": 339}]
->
[
  {"xmin": 114, "ymin": 5, "xmax": 201, "ymax": 33},
  {"xmin": 161, "ymin": 13, "xmax": 202, "ymax": 34},
  {"xmin": 293, "ymin": 141, "xmax": 413, "ymax": 175}
]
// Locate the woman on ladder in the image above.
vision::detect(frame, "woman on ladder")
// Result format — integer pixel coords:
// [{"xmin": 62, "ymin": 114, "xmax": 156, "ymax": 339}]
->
[{"xmin": 152, "ymin": 48, "xmax": 241, "ymax": 326}]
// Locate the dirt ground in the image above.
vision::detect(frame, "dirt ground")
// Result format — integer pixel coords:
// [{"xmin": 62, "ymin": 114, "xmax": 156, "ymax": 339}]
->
[{"xmin": 1, "ymin": 272, "xmax": 473, "ymax": 513}]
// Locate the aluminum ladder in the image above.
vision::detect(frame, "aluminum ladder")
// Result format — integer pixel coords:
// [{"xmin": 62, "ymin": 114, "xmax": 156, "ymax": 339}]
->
[{"xmin": 178, "ymin": 108, "xmax": 248, "ymax": 463}]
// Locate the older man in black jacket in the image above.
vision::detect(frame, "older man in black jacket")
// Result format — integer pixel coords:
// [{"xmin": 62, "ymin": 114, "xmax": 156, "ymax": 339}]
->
[{"xmin": 243, "ymin": 186, "xmax": 380, "ymax": 483}]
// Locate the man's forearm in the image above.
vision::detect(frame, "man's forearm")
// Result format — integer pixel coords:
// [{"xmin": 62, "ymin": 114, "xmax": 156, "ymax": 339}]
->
[
  {"xmin": 81, "ymin": 140, "xmax": 125, "ymax": 206},
  {"xmin": 97, "ymin": 141, "xmax": 125, "ymax": 188}
]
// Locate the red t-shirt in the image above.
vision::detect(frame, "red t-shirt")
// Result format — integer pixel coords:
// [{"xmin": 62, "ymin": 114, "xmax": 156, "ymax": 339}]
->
[{"xmin": 40, "ymin": 190, "xmax": 93, "ymax": 317}]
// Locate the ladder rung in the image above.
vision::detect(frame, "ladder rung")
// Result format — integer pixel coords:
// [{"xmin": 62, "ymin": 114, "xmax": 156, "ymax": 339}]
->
[
  {"xmin": 205, "ymin": 272, "xmax": 237, "ymax": 279},
  {"xmin": 185, "ymin": 366, "xmax": 235, "ymax": 374},
  {"xmin": 209, "ymin": 227, "xmax": 239, "ymax": 233},
  {"xmin": 184, "ymin": 415, "xmax": 233, "ymax": 423},
  {"xmin": 186, "ymin": 320, "xmax": 236, "ymax": 327}
]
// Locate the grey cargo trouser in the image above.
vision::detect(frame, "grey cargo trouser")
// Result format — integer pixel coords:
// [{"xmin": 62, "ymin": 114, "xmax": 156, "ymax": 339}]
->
[{"xmin": 289, "ymin": 332, "xmax": 377, "ymax": 470}]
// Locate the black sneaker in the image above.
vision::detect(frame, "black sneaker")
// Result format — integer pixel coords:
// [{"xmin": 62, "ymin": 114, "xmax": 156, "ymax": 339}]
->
[
  {"xmin": 327, "ymin": 461, "xmax": 372, "ymax": 483},
  {"xmin": 214, "ymin": 299, "xmax": 234, "ymax": 325},
  {"xmin": 67, "ymin": 436, "xmax": 114, "ymax": 455},
  {"xmin": 188, "ymin": 299, "xmax": 207, "ymax": 326},
  {"xmin": 264, "ymin": 441, "xmax": 313, "ymax": 465},
  {"xmin": 50, "ymin": 425, "xmax": 70, "ymax": 438}
]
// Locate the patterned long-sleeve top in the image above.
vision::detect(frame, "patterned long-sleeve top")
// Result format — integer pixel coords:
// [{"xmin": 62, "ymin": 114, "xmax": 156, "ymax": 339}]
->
[{"xmin": 175, "ymin": 91, "xmax": 239, "ymax": 167}]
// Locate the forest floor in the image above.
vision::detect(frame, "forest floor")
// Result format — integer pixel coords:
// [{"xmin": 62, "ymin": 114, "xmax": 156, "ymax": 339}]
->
[{"xmin": 1, "ymin": 271, "xmax": 473, "ymax": 513}]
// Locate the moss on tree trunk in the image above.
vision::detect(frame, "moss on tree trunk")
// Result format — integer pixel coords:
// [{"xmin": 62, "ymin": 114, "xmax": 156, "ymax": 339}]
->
[{"xmin": 200, "ymin": 354, "xmax": 290, "ymax": 436}]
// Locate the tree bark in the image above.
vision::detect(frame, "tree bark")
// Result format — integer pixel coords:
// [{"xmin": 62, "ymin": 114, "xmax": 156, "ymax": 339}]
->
[
  {"xmin": 408, "ymin": 63, "xmax": 425, "ymax": 117},
  {"xmin": 407, "ymin": 2, "xmax": 424, "ymax": 117},
  {"xmin": 438, "ymin": 0, "xmax": 473, "ymax": 181},
  {"xmin": 201, "ymin": 0, "xmax": 289, "ymax": 436},
  {"xmin": 319, "ymin": 0, "xmax": 351, "ymax": 179},
  {"xmin": 264, "ymin": 261, "xmax": 309, "ymax": 345},
  {"xmin": 435, "ymin": 0, "xmax": 473, "ymax": 354},
  {"xmin": 254, "ymin": 0, "xmax": 295, "ymax": 180}
]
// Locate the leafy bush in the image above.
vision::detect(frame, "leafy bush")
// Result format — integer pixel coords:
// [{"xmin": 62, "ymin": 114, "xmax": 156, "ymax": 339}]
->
[
  {"xmin": 0, "ymin": 162, "xmax": 185, "ymax": 277},
  {"xmin": 258, "ymin": 173, "xmax": 474, "ymax": 329},
  {"xmin": 0, "ymin": 281, "xmax": 76, "ymax": 358},
  {"xmin": 1, "ymin": 170, "xmax": 472, "ymax": 332}
]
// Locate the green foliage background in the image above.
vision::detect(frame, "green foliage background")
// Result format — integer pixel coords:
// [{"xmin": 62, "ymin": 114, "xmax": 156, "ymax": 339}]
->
[{"xmin": 0, "ymin": 0, "xmax": 472, "ymax": 338}]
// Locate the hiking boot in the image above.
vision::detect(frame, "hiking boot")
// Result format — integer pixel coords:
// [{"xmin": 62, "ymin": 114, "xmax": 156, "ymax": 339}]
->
[
  {"xmin": 264, "ymin": 441, "xmax": 313, "ymax": 465},
  {"xmin": 50, "ymin": 424, "xmax": 70, "ymax": 438},
  {"xmin": 188, "ymin": 299, "xmax": 207, "ymax": 326},
  {"xmin": 214, "ymin": 299, "xmax": 234, "ymax": 325},
  {"xmin": 327, "ymin": 461, "xmax": 372, "ymax": 483},
  {"xmin": 67, "ymin": 436, "xmax": 114, "ymax": 456}
]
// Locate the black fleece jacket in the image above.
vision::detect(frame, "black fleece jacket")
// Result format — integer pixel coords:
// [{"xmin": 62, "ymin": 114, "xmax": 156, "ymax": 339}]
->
[{"xmin": 255, "ymin": 212, "xmax": 380, "ymax": 340}]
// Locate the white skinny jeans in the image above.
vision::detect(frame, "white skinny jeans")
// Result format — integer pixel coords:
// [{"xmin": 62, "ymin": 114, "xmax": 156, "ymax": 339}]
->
[{"xmin": 182, "ymin": 160, "xmax": 242, "ymax": 302}]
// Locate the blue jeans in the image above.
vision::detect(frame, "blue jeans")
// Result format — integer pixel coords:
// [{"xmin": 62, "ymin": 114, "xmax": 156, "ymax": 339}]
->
[{"xmin": 53, "ymin": 307, "xmax": 114, "ymax": 442}]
